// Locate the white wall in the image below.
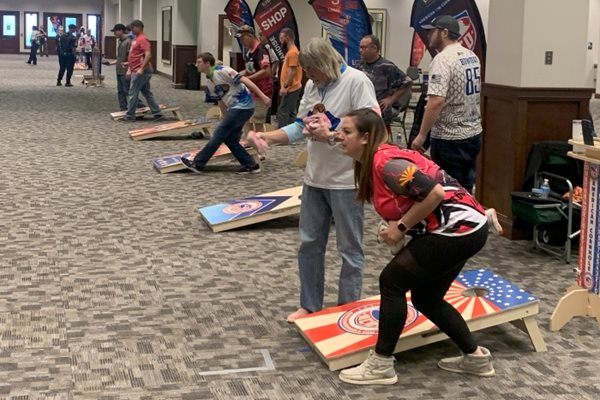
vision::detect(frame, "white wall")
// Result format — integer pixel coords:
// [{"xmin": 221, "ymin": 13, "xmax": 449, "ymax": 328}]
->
[
  {"xmin": 0, "ymin": 0, "xmax": 102, "ymax": 51},
  {"xmin": 485, "ymin": 0, "xmax": 525, "ymax": 87},
  {"xmin": 590, "ymin": 0, "xmax": 600, "ymax": 92},
  {"xmin": 521, "ymin": 0, "xmax": 589, "ymax": 88}
]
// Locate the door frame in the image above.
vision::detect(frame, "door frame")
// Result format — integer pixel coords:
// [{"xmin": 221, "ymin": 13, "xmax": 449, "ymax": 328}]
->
[{"xmin": 0, "ymin": 10, "xmax": 20, "ymax": 54}]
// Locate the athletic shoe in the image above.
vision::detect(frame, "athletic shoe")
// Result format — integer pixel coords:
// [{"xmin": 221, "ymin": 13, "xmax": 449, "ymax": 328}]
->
[
  {"xmin": 152, "ymin": 114, "xmax": 165, "ymax": 122},
  {"xmin": 485, "ymin": 208, "xmax": 504, "ymax": 235},
  {"xmin": 236, "ymin": 164, "xmax": 261, "ymax": 175},
  {"xmin": 180, "ymin": 157, "xmax": 203, "ymax": 174},
  {"xmin": 56, "ymin": 80, "xmax": 62, "ymax": 86},
  {"xmin": 286, "ymin": 308, "xmax": 310, "ymax": 323},
  {"xmin": 339, "ymin": 350, "xmax": 398, "ymax": 385},
  {"xmin": 438, "ymin": 346, "xmax": 495, "ymax": 377},
  {"xmin": 122, "ymin": 116, "xmax": 136, "ymax": 122},
  {"xmin": 65, "ymin": 82, "xmax": 73, "ymax": 87}
]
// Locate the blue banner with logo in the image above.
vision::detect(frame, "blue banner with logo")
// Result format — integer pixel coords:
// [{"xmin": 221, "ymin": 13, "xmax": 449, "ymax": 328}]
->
[
  {"xmin": 410, "ymin": 0, "xmax": 486, "ymax": 74},
  {"xmin": 309, "ymin": 0, "xmax": 372, "ymax": 67},
  {"xmin": 224, "ymin": 0, "xmax": 255, "ymax": 51},
  {"xmin": 254, "ymin": 0, "xmax": 300, "ymax": 61}
]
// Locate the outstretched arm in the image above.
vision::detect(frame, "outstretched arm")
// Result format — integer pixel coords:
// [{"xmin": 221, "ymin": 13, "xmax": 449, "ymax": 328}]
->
[{"xmin": 240, "ymin": 76, "xmax": 271, "ymax": 107}]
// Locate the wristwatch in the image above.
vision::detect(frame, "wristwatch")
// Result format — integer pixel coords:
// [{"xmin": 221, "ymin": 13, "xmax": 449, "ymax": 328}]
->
[{"xmin": 397, "ymin": 220, "xmax": 408, "ymax": 233}]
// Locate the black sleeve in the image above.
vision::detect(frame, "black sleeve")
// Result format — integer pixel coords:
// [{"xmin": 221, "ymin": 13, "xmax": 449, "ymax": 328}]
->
[{"xmin": 382, "ymin": 158, "xmax": 438, "ymax": 202}]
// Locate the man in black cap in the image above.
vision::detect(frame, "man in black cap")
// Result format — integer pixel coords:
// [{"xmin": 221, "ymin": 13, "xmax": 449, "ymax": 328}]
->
[
  {"xmin": 411, "ymin": 15, "xmax": 482, "ymax": 192},
  {"xmin": 112, "ymin": 23, "xmax": 132, "ymax": 111}
]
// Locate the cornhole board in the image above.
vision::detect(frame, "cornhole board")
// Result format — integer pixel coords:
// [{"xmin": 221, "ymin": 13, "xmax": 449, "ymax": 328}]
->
[
  {"xmin": 129, "ymin": 117, "xmax": 213, "ymax": 141},
  {"xmin": 74, "ymin": 61, "xmax": 86, "ymax": 70},
  {"xmin": 198, "ymin": 186, "xmax": 303, "ymax": 232},
  {"xmin": 295, "ymin": 269, "xmax": 546, "ymax": 371},
  {"xmin": 152, "ymin": 142, "xmax": 258, "ymax": 174},
  {"xmin": 110, "ymin": 104, "xmax": 183, "ymax": 121}
]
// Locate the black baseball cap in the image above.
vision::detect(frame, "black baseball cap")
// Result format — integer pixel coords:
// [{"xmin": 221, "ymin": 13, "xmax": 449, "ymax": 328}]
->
[
  {"xmin": 130, "ymin": 19, "xmax": 144, "ymax": 28},
  {"xmin": 111, "ymin": 23, "xmax": 127, "ymax": 32},
  {"xmin": 421, "ymin": 15, "xmax": 460, "ymax": 36}
]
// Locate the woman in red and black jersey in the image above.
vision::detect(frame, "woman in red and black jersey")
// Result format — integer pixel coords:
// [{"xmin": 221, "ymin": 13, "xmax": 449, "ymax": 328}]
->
[{"xmin": 337, "ymin": 108, "xmax": 494, "ymax": 385}]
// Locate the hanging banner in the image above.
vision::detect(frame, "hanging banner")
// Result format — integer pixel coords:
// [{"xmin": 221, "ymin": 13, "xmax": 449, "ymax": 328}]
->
[
  {"xmin": 254, "ymin": 0, "xmax": 300, "ymax": 61},
  {"xmin": 309, "ymin": 0, "xmax": 372, "ymax": 67},
  {"xmin": 224, "ymin": 0, "xmax": 255, "ymax": 50},
  {"xmin": 410, "ymin": 0, "xmax": 487, "ymax": 74},
  {"xmin": 409, "ymin": 31, "xmax": 427, "ymax": 67}
]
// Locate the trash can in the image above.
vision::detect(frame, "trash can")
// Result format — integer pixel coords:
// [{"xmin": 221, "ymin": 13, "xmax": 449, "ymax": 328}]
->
[{"xmin": 185, "ymin": 63, "xmax": 200, "ymax": 90}]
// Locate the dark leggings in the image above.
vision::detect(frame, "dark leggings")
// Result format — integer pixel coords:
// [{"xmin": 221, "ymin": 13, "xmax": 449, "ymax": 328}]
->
[{"xmin": 375, "ymin": 224, "xmax": 488, "ymax": 356}]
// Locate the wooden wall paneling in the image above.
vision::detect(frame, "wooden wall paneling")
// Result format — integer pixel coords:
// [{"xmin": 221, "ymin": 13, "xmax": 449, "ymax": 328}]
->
[
  {"xmin": 104, "ymin": 36, "xmax": 116, "ymax": 59},
  {"xmin": 172, "ymin": 45, "xmax": 197, "ymax": 89}
]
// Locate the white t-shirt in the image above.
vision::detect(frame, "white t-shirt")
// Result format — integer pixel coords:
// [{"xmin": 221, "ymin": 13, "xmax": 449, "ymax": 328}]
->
[
  {"xmin": 205, "ymin": 65, "xmax": 254, "ymax": 110},
  {"xmin": 428, "ymin": 42, "xmax": 482, "ymax": 140},
  {"xmin": 295, "ymin": 65, "xmax": 379, "ymax": 189}
]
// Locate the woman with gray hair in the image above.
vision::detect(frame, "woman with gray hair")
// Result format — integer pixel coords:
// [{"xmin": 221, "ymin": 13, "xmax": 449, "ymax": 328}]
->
[{"xmin": 248, "ymin": 37, "xmax": 380, "ymax": 322}]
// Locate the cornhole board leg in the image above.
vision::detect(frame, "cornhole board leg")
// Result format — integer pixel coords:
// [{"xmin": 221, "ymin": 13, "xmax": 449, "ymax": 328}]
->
[
  {"xmin": 198, "ymin": 186, "xmax": 302, "ymax": 233},
  {"xmin": 171, "ymin": 109, "xmax": 184, "ymax": 121},
  {"xmin": 550, "ymin": 285, "xmax": 600, "ymax": 331}
]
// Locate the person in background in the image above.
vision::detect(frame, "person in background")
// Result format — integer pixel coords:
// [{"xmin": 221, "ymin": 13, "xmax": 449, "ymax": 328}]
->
[
  {"xmin": 82, "ymin": 29, "xmax": 96, "ymax": 70},
  {"xmin": 124, "ymin": 19, "xmax": 164, "ymax": 121},
  {"xmin": 259, "ymin": 34, "xmax": 280, "ymax": 125},
  {"xmin": 357, "ymin": 34, "xmax": 412, "ymax": 138},
  {"xmin": 56, "ymin": 25, "xmax": 78, "ymax": 86},
  {"xmin": 336, "ymin": 108, "xmax": 494, "ymax": 385},
  {"xmin": 276, "ymin": 27, "xmax": 303, "ymax": 128},
  {"xmin": 38, "ymin": 25, "xmax": 49, "ymax": 57},
  {"xmin": 76, "ymin": 26, "xmax": 86, "ymax": 64},
  {"xmin": 235, "ymin": 25, "xmax": 273, "ymax": 133},
  {"xmin": 26, "ymin": 25, "xmax": 40, "ymax": 66},
  {"xmin": 112, "ymin": 23, "xmax": 132, "ymax": 111}
]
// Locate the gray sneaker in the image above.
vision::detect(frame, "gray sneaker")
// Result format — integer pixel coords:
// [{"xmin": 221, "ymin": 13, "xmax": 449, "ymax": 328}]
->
[
  {"xmin": 339, "ymin": 350, "xmax": 397, "ymax": 385},
  {"xmin": 438, "ymin": 346, "xmax": 495, "ymax": 377}
]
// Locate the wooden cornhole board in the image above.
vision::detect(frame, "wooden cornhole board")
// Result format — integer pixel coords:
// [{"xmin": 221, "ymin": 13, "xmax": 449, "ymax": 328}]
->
[
  {"xmin": 198, "ymin": 186, "xmax": 302, "ymax": 232},
  {"xmin": 152, "ymin": 142, "xmax": 259, "ymax": 174},
  {"xmin": 110, "ymin": 104, "xmax": 183, "ymax": 121},
  {"xmin": 129, "ymin": 117, "xmax": 213, "ymax": 141},
  {"xmin": 295, "ymin": 269, "xmax": 546, "ymax": 371}
]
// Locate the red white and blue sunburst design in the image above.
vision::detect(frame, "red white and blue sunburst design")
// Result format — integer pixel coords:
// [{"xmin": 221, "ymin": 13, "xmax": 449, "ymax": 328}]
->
[{"xmin": 295, "ymin": 269, "xmax": 537, "ymax": 360}]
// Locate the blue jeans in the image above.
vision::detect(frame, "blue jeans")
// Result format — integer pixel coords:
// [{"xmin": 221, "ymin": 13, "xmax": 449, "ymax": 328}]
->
[
  {"xmin": 116, "ymin": 74, "xmax": 130, "ymax": 111},
  {"xmin": 126, "ymin": 69, "xmax": 162, "ymax": 119},
  {"xmin": 192, "ymin": 107, "xmax": 257, "ymax": 169},
  {"xmin": 298, "ymin": 184, "xmax": 365, "ymax": 312},
  {"xmin": 430, "ymin": 134, "xmax": 481, "ymax": 193}
]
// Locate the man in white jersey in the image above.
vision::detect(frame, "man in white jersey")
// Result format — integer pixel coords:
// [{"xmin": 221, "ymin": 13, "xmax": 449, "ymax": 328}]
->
[
  {"xmin": 410, "ymin": 15, "xmax": 503, "ymax": 235},
  {"xmin": 247, "ymin": 38, "xmax": 380, "ymax": 322},
  {"xmin": 411, "ymin": 15, "xmax": 481, "ymax": 193}
]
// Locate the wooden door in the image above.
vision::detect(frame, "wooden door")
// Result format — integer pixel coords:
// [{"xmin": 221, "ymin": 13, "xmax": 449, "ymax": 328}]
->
[{"xmin": 0, "ymin": 11, "xmax": 19, "ymax": 54}]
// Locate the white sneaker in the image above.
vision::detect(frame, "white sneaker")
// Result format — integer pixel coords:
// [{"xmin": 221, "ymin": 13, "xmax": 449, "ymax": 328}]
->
[
  {"xmin": 438, "ymin": 346, "xmax": 495, "ymax": 377},
  {"xmin": 339, "ymin": 350, "xmax": 398, "ymax": 385},
  {"xmin": 485, "ymin": 208, "xmax": 504, "ymax": 235}
]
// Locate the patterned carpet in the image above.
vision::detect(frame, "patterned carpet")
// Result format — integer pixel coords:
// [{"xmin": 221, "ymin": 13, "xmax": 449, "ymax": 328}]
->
[{"xmin": 0, "ymin": 54, "xmax": 598, "ymax": 399}]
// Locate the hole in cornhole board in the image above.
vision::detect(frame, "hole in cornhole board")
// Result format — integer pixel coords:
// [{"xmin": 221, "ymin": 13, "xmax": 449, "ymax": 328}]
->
[{"xmin": 461, "ymin": 287, "xmax": 489, "ymax": 298}]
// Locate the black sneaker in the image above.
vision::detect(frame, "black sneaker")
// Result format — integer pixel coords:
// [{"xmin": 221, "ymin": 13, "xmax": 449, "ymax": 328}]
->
[
  {"xmin": 122, "ymin": 116, "xmax": 136, "ymax": 122},
  {"xmin": 65, "ymin": 82, "xmax": 73, "ymax": 87},
  {"xmin": 236, "ymin": 164, "xmax": 261, "ymax": 175},
  {"xmin": 181, "ymin": 157, "xmax": 203, "ymax": 174},
  {"xmin": 152, "ymin": 114, "xmax": 165, "ymax": 122},
  {"xmin": 56, "ymin": 80, "xmax": 62, "ymax": 86}
]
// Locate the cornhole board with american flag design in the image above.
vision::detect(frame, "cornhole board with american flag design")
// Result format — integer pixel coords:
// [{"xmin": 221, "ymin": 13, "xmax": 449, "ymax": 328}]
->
[
  {"xmin": 129, "ymin": 117, "xmax": 213, "ymax": 141},
  {"xmin": 198, "ymin": 186, "xmax": 302, "ymax": 232},
  {"xmin": 152, "ymin": 142, "xmax": 258, "ymax": 174},
  {"xmin": 110, "ymin": 104, "xmax": 184, "ymax": 121},
  {"xmin": 295, "ymin": 269, "xmax": 546, "ymax": 371}
]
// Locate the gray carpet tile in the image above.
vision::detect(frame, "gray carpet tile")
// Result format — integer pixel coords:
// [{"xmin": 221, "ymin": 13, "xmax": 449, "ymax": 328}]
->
[{"xmin": 0, "ymin": 54, "xmax": 598, "ymax": 399}]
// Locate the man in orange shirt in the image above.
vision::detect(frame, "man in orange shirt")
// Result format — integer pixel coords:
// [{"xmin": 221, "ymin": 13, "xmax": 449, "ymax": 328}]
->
[{"xmin": 276, "ymin": 28, "xmax": 303, "ymax": 128}]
